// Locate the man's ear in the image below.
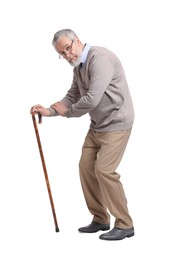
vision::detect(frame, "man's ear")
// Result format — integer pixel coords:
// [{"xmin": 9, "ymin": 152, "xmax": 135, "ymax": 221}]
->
[{"xmin": 74, "ymin": 37, "xmax": 79, "ymax": 44}]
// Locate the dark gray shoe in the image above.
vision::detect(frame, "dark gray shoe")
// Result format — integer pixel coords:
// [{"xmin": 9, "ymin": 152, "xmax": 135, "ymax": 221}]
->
[
  {"xmin": 78, "ymin": 221, "xmax": 110, "ymax": 233},
  {"xmin": 99, "ymin": 227, "xmax": 134, "ymax": 240}
]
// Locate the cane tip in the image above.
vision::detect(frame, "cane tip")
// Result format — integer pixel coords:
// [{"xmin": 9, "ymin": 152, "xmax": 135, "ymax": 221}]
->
[{"xmin": 56, "ymin": 227, "xmax": 60, "ymax": 232}]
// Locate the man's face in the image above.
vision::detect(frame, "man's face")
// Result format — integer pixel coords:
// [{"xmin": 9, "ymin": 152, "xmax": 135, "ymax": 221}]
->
[{"xmin": 55, "ymin": 36, "xmax": 83, "ymax": 67}]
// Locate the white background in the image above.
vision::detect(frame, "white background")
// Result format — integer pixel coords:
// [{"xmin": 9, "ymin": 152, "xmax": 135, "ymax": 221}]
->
[{"xmin": 0, "ymin": 0, "xmax": 182, "ymax": 259}]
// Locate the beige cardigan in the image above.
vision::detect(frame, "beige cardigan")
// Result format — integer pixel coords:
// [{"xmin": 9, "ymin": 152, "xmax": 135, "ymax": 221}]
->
[{"xmin": 49, "ymin": 46, "xmax": 134, "ymax": 132}]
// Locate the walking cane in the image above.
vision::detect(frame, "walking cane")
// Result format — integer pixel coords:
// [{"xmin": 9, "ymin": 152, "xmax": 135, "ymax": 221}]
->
[{"xmin": 31, "ymin": 112, "xmax": 59, "ymax": 232}]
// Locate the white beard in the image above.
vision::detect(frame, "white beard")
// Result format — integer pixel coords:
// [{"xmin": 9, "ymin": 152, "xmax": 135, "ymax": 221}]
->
[{"xmin": 69, "ymin": 55, "xmax": 82, "ymax": 67}]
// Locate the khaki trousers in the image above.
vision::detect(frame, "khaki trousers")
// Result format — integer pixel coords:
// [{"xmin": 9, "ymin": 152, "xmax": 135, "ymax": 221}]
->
[{"xmin": 79, "ymin": 128, "xmax": 133, "ymax": 229}]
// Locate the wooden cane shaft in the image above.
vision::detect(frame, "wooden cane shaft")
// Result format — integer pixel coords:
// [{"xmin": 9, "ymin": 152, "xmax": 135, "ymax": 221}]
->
[{"xmin": 32, "ymin": 113, "xmax": 59, "ymax": 231}]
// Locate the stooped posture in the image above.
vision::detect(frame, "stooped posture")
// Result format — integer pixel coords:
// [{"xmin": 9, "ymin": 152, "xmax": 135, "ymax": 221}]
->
[{"xmin": 31, "ymin": 29, "xmax": 135, "ymax": 241}]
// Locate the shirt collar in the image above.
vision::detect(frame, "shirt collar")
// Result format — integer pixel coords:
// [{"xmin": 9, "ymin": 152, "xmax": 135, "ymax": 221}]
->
[{"xmin": 81, "ymin": 43, "xmax": 92, "ymax": 64}]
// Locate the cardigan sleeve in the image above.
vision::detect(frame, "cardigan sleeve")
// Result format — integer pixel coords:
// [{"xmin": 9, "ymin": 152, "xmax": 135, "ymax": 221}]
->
[
  {"xmin": 47, "ymin": 76, "xmax": 81, "ymax": 117},
  {"xmin": 61, "ymin": 77, "xmax": 81, "ymax": 108}
]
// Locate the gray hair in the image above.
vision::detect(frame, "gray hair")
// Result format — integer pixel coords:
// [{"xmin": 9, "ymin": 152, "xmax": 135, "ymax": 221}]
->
[{"xmin": 52, "ymin": 29, "xmax": 77, "ymax": 46}]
